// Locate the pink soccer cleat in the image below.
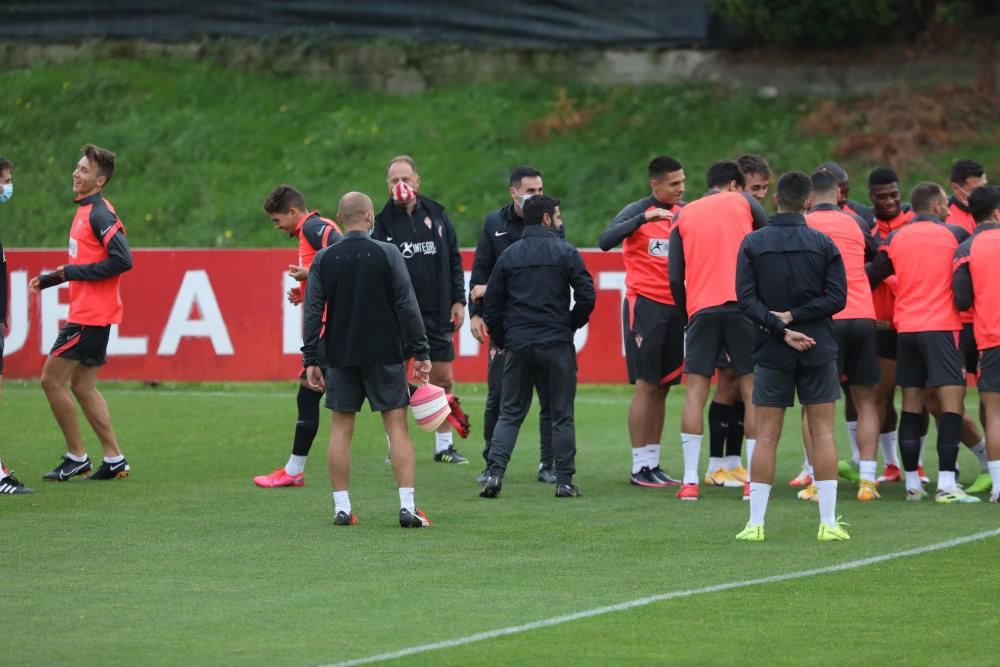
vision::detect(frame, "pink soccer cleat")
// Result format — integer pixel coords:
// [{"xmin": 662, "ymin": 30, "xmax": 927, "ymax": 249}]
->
[{"xmin": 254, "ymin": 467, "xmax": 304, "ymax": 488}]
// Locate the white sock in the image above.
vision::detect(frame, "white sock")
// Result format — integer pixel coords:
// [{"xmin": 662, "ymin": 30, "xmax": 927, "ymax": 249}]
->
[
  {"xmin": 748, "ymin": 482, "xmax": 770, "ymax": 525},
  {"xmin": 725, "ymin": 455, "xmax": 741, "ymax": 470},
  {"xmin": 285, "ymin": 454, "xmax": 307, "ymax": 476},
  {"xmin": 399, "ymin": 487, "xmax": 415, "ymax": 512},
  {"xmin": 104, "ymin": 454, "xmax": 125, "ymax": 464},
  {"xmin": 937, "ymin": 470, "xmax": 956, "ymax": 492},
  {"xmin": 708, "ymin": 456, "xmax": 724, "ymax": 473},
  {"xmin": 905, "ymin": 470, "xmax": 922, "ymax": 492},
  {"xmin": 644, "ymin": 444, "xmax": 661, "ymax": 469},
  {"xmin": 631, "ymin": 448, "xmax": 644, "ymax": 474},
  {"xmin": 802, "ymin": 448, "xmax": 810, "ymax": 468},
  {"xmin": 332, "ymin": 490, "xmax": 351, "ymax": 515},
  {"xmin": 989, "ymin": 460, "xmax": 1000, "ymax": 495},
  {"xmin": 879, "ymin": 432, "xmax": 899, "ymax": 466},
  {"xmin": 918, "ymin": 436, "xmax": 926, "ymax": 466},
  {"xmin": 859, "ymin": 459, "xmax": 877, "ymax": 483},
  {"xmin": 746, "ymin": 438, "xmax": 757, "ymax": 478},
  {"xmin": 808, "ymin": 465, "xmax": 815, "ymax": 479},
  {"xmin": 970, "ymin": 439, "xmax": 989, "ymax": 472},
  {"xmin": 680, "ymin": 433, "xmax": 702, "ymax": 485},
  {"xmin": 66, "ymin": 451, "xmax": 88, "ymax": 463},
  {"xmin": 815, "ymin": 479, "xmax": 838, "ymax": 528},
  {"xmin": 847, "ymin": 421, "xmax": 860, "ymax": 465},
  {"xmin": 435, "ymin": 431, "xmax": 453, "ymax": 454}
]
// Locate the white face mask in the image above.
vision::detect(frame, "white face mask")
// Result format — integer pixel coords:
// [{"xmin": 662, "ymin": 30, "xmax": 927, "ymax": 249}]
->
[{"xmin": 0, "ymin": 183, "xmax": 11, "ymax": 204}]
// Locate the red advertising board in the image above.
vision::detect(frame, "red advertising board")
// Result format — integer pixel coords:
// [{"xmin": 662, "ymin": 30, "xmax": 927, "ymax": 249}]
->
[{"xmin": 3, "ymin": 249, "xmax": 631, "ymax": 383}]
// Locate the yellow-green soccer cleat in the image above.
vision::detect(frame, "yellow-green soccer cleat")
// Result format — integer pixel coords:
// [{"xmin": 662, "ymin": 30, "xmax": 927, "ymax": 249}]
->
[
  {"xmin": 935, "ymin": 487, "xmax": 982, "ymax": 504},
  {"xmin": 736, "ymin": 522, "xmax": 765, "ymax": 542},
  {"xmin": 817, "ymin": 518, "xmax": 851, "ymax": 541},
  {"xmin": 797, "ymin": 483, "xmax": 819, "ymax": 502},
  {"xmin": 964, "ymin": 472, "xmax": 993, "ymax": 495}
]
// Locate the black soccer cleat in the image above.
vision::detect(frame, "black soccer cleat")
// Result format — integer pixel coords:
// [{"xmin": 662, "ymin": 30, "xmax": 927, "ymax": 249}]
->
[
  {"xmin": 42, "ymin": 456, "xmax": 92, "ymax": 482},
  {"xmin": 88, "ymin": 458, "xmax": 130, "ymax": 480},
  {"xmin": 479, "ymin": 475, "xmax": 503, "ymax": 498},
  {"xmin": 0, "ymin": 473, "xmax": 34, "ymax": 494},
  {"xmin": 433, "ymin": 446, "xmax": 469, "ymax": 464},
  {"xmin": 399, "ymin": 507, "xmax": 432, "ymax": 528},
  {"xmin": 555, "ymin": 483, "xmax": 582, "ymax": 498},
  {"xmin": 476, "ymin": 468, "xmax": 489, "ymax": 484},
  {"xmin": 333, "ymin": 511, "xmax": 358, "ymax": 526},
  {"xmin": 650, "ymin": 466, "xmax": 681, "ymax": 486},
  {"xmin": 537, "ymin": 465, "xmax": 557, "ymax": 484}
]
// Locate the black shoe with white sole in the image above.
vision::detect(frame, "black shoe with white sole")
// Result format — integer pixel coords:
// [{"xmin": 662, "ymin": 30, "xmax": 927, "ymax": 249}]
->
[
  {"xmin": 89, "ymin": 458, "xmax": 130, "ymax": 480},
  {"xmin": 42, "ymin": 456, "xmax": 92, "ymax": 482}
]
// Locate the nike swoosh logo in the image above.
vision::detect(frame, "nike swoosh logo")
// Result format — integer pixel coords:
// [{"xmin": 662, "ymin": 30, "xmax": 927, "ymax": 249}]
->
[
  {"xmin": 101, "ymin": 226, "xmax": 114, "ymax": 235},
  {"xmin": 60, "ymin": 463, "xmax": 88, "ymax": 480},
  {"xmin": 110, "ymin": 462, "xmax": 126, "ymax": 471},
  {"xmin": 494, "ymin": 231, "xmax": 508, "ymax": 236},
  {"xmin": 386, "ymin": 236, "xmax": 393, "ymax": 241}
]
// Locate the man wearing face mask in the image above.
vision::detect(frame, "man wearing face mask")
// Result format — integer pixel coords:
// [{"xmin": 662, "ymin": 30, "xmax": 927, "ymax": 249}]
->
[
  {"xmin": 373, "ymin": 156, "xmax": 469, "ymax": 465},
  {"xmin": 469, "ymin": 165, "xmax": 559, "ymax": 484}
]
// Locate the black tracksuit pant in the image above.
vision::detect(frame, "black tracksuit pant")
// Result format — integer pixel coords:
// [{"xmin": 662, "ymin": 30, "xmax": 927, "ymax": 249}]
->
[
  {"xmin": 487, "ymin": 342, "xmax": 576, "ymax": 484},
  {"xmin": 483, "ymin": 343, "xmax": 554, "ymax": 466}
]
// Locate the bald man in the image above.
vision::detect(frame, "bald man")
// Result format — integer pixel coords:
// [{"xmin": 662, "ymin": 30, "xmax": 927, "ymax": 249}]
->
[{"xmin": 302, "ymin": 192, "xmax": 434, "ymax": 527}]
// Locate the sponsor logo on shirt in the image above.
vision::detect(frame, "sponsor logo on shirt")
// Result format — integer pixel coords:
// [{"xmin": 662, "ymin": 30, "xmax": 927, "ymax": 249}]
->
[
  {"xmin": 69, "ymin": 238, "xmax": 78, "ymax": 258},
  {"xmin": 647, "ymin": 239, "xmax": 668, "ymax": 256},
  {"xmin": 399, "ymin": 241, "xmax": 438, "ymax": 259}
]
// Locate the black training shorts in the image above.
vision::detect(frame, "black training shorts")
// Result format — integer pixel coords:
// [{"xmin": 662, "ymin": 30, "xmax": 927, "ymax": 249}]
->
[
  {"xmin": 752, "ymin": 360, "xmax": 840, "ymax": 408},
  {"xmin": 834, "ymin": 318, "xmax": 881, "ymax": 386},
  {"xmin": 960, "ymin": 323, "xmax": 978, "ymax": 375},
  {"xmin": 421, "ymin": 313, "xmax": 456, "ymax": 363},
  {"xmin": 622, "ymin": 294, "xmax": 684, "ymax": 387},
  {"xmin": 325, "ymin": 363, "xmax": 410, "ymax": 412},
  {"xmin": 896, "ymin": 331, "xmax": 965, "ymax": 388},
  {"xmin": 876, "ymin": 327, "xmax": 897, "ymax": 361},
  {"xmin": 684, "ymin": 309, "xmax": 754, "ymax": 377},
  {"xmin": 978, "ymin": 347, "xmax": 1000, "ymax": 393},
  {"xmin": 50, "ymin": 323, "xmax": 111, "ymax": 367}
]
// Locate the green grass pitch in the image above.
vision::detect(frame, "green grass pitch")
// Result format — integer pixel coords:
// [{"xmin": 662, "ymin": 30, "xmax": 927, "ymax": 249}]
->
[{"xmin": 3, "ymin": 381, "xmax": 997, "ymax": 666}]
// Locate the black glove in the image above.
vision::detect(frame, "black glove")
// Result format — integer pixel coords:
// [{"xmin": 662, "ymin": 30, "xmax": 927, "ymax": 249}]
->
[{"xmin": 35, "ymin": 271, "xmax": 65, "ymax": 289}]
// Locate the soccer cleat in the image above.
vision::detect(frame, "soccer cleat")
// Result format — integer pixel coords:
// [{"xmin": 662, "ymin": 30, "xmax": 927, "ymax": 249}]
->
[
  {"xmin": 964, "ymin": 472, "xmax": 993, "ymax": 495},
  {"xmin": 254, "ymin": 467, "xmax": 304, "ymax": 488},
  {"xmin": 476, "ymin": 468, "xmax": 489, "ymax": 484},
  {"xmin": 88, "ymin": 458, "xmax": 130, "ymax": 480},
  {"xmin": 0, "ymin": 473, "xmax": 33, "ymax": 494},
  {"xmin": 433, "ymin": 446, "xmax": 469, "ymax": 464},
  {"xmin": 906, "ymin": 486, "xmax": 928, "ymax": 501},
  {"xmin": 704, "ymin": 468, "xmax": 743, "ymax": 488},
  {"xmin": 935, "ymin": 487, "xmax": 982, "ymax": 504},
  {"xmin": 728, "ymin": 466, "xmax": 748, "ymax": 484},
  {"xmin": 676, "ymin": 483, "xmax": 699, "ymax": 500},
  {"xmin": 817, "ymin": 518, "xmax": 851, "ymax": 541},
  {"xmin": 630, "ymin": 466, "xmax": 667, "ymax": 488},
  {"xmin": 333, "ymin": 510, "xmax": 358, "ymax": 526},
  {"xmin": 735, "ymin": 522, "xmax": 764, "ymax": 542},
  {"xmin": 555, "ymin": 483, "xmax": 582, "ymax": 497},
  {"xmin": 838, "ymin": 459, "xmax": 861, "ymax": 483},
  {"xmin": 444, "ymin": 394, "xmax": 471, "ymax": 439},
  {"xmin": 857, "ymin": 479, "xmax": 881, "ymax": 502},
  {"xmin": 877, "ymin": 463, "xmax": 902, "ymax": 483},
  {"xmin": 399, "ymin": 507, "xmax": 431, "ymax": 527},
  {"xmin": 42, "ymin": 456, "xmax": 92, "ymax": 481},
  {"xmin": 742, "ymin": 482, "xmax": 750, "ymax": 501},
  {"xmin": 797, "ymin": 484, "xmax": 819, "ymax": 502},
  {"xmin": 650, "ymin": 466, "xmax": 681, "ymax": 486},
  {"xmin": 918, "ymin": 465, "xmax": 930, "ymax": 484},
  {"xmin": 537, "ymin": 465, "xmax": 557, "ymax": 484},
  {"xmin": 479, "ymin": 475, "xmax": 502, "ymax": 498},
  {"xmin": 789, "ymin": 468, "xmax": 812, "ymax": 487}
]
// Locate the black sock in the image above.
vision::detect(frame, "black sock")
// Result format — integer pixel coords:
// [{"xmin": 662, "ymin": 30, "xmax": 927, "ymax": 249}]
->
[
  {"xmin": 708, "ymin": 401, "xmax": 729, "ymax": 459},
  {"xmin": 936, "ymin": 411, "xmax": 962, "ymax": 473},
  {"xmin": 898, "ymin": 411, "xmax": 923, "ymax": 472},
  {"xmin": 726, "ymin": 401, "xmax": 745, "ymax": 457},
  {"xmin": 292, "ymin": 385, "xmax": 322, "ymax": 456}
]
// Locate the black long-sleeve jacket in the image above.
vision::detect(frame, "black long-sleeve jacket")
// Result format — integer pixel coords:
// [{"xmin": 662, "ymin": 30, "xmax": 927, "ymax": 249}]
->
[
  {"xmin": 373, "ymin": 194, "xmax": 465, "ymax": 326},
  {"xmin": 736, "ymin": 212, "xmax": 847, "ymax": 370},
  {"xmin": 301, "ymin": 231, "xmax": 429, "ymax": 368},
  {"xmin": 484, "ymin": 225, "xmax": 595, "ymax": 352},
  {"xmin": 468, "ymin": 201, "xmax": 564, "ymax": 317}
]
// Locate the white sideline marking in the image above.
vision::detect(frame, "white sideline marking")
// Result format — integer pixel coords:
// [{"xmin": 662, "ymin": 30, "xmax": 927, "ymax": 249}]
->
[{"xmin": 320, "ymin": 528, "xmax": 1000, "ymax": 667}]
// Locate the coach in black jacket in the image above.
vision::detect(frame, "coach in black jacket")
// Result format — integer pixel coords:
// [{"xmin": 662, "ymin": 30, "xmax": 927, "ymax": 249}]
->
[
  {"xmin": 735, "ymin": 172, "xmax": 849, "ymax": 542},
  {"xmin": 481, "ymin": 196, "xmax": 596, "ymax": 499}
]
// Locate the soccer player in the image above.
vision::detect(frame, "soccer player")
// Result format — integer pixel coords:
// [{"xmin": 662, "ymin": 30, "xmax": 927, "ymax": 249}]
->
[
  {"xmin": 0, "ymin": 155, "xmax": 31, "ymax": 495},
  {"xmin": 301, "ymin": 191, "xmax": 432, "ymax": 527},
  {"xmin": 816, "ymin": 161, "xmax": 872, "ymax": 219},
  {"xmin": 253, "ymin": 185, "xmax": 343, "ymax": 488},
  {"xmin": 598, "ymin": 156, "xmax": 686, "ymax": 488},
  {"xmin": 735, "ymin": 171, "xmax": 849, "ymax": 542},
  {"xmin": 953, "ymin": 184, "xmax": 1000, "ymax": 503},
  {"xmin": 469, "ymin": 165, "xmax": 556, "ymax": 483},
  {"xmin": 481, "ymin": 196, "xmax": 595, "ymax": 498},
  {"xmin": 806, "ymin": 169, "xmax": 882, "ymax": 501},
  {"xmin": 373, "ymin": 156, "xmax": 469, "ymax": 464},
  {"xmin": 867, "ymin": 182, "xmax": 979, "ymax": 503},
  {"xmin": 948, "ymin": 159, "xmax": 987, "ymax": 236},
  {"xmin": 31, "ymin": 145, "xmax": 133, "ymax": 481},
  {"xmin": 668, "ymin": 160, "xmax": 767, "ymax": 500}
]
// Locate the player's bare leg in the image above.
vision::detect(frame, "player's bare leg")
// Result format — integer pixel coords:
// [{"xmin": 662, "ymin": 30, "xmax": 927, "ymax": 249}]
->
[
  {"xmin": 852, "ymin": 384, "xmax": 881, "ymax": 500},
  {"xmin": 803, "ymin": 401, "xmax": 845, "ymax": 532},
  {"xmin": 980, "ymin": 392, "xmax": 1000, "ymax": 502},
  {"xmin": 427, "ymin": 360, "xmax": 467, "ymax": 464},
  {"xmin": 40, "ymin": 356, "xmax": 86, "ymax": 457},
  {"xmin": 629, "ymin": 380, "xmax": 671, "ymax": 486},
  {"xmin": 70, "ymin": 364, "xmax": 122, "ymax": 458}
]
